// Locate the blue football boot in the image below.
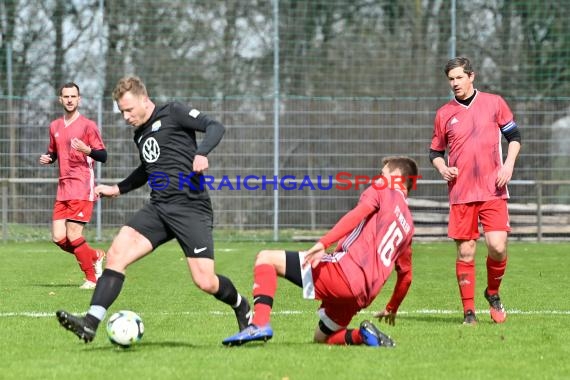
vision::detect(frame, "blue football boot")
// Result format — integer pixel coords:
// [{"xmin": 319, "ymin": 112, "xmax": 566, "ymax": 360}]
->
[
  {"xmin": 359, "ymin": 320, "xmax": 395, "ymax": 348},
  {"xmin": 222, "ymin": 324, "xmax": 273, "ymax": 346}
]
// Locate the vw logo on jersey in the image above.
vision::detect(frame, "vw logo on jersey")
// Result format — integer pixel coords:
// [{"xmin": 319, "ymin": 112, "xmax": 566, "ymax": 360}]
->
[{"xmin": 142, "ymin": 137, "xmax": 160, "ymax": 163}]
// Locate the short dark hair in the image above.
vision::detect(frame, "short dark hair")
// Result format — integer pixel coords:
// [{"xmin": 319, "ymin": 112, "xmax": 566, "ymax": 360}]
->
[
  {"xmin": 382, "ymin": 156, "xmax": 419, "ymax": 192},
  {"xmin": 59, "ymin": 82, "xmax": 80, "ymax": 96},
  {"xmin": 444, "ymin": 57, "xmax": 474, "ymax": 76}
]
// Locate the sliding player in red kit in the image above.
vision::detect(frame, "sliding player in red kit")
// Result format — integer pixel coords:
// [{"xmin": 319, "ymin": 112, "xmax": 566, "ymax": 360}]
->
[
  {"xmin": 430, "ymin": 57, "xmax": 521, "ymax": 324},
  {"xmin": 223, "ymin": 156, "xmax": 418, "ymax": 347},
  {"xmin": 39, "ymin": 82, "xmax": 107, "ymax": 289}
]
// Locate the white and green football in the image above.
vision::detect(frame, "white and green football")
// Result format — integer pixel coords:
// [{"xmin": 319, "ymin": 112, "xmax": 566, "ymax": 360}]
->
[{"xmin": 106, "ymin": 310, "xmax": 144, "ymax": 348}]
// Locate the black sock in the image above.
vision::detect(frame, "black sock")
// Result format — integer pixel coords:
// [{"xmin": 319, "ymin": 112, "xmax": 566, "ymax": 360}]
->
[
  {"xmin": 213, "ymin": 275, "xmax": 239, "ymax": 307},
  {"xmin": 345, "ymin": 329, "xmax": 355, "ymax": 345},
  {"xmin": 90, "ymin": 269, "xmax": 125, "ymax": 310}
]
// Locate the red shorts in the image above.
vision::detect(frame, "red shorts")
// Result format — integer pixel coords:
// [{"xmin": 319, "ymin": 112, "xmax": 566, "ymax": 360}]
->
[
  {"xmin": 298, "ymin": 252, "xmax": 361, "ymax": 330},
  {"xmin": 53, "ymin": 200, "xmax": 94, "ymax": 223},
  {"xmin": 448, "ymin": 199, "xmax": 510, "ymax": 240}
]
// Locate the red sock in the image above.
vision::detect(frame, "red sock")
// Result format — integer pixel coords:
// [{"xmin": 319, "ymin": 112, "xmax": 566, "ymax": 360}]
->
[
  {"xmin": 69, "ymin": 237, "xmax": 97, "ymax": 282},
  {"xmin": 251, "ymin": 264, "xmax": 277, "ymax": 327},
  {"xmin": 456, "ymin": 260, "xmax": 475, "ymax": 313},
  {"xmin": 326, "ymin": 329, "xmax": 362, "ymax": 345},
  {"xmin": 54, "ymin": 237, "xmax": 74, "ymax": 254},
  {"xmin": 486, "ymin": 256, "xmax": 507, "ymax": 295}
]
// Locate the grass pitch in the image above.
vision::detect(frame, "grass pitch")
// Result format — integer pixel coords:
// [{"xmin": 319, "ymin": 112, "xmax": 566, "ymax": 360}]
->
[{"xmin": 0, "ymin": 240, "xmax": 569, "ymax": 379}]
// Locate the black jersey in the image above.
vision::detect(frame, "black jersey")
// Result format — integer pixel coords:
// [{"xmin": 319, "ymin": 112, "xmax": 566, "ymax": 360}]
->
[{"xmin": 118, "ymin": 102, "xmax": 225, "ymax": 202}]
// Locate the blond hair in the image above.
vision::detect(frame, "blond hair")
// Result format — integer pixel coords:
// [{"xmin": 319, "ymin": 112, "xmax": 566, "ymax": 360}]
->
[{"xmin": 112, "ymin": 76, "xmax": 148, "ymax": 101}]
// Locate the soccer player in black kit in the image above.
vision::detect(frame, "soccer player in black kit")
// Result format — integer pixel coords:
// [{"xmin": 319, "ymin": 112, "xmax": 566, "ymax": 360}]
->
[{"xmin": 56, "ymin": 76, "xmax": 251, "ymax": 343}]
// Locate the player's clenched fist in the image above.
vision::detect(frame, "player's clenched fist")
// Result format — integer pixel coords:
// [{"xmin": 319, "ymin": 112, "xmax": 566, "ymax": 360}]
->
[
  {"xmin": 95, "ymin": 184, "xmax": 120, "ymax": 198},
  {"xmin": 39, "ymin": 154, "xmax": 53, "ymax": 165}
]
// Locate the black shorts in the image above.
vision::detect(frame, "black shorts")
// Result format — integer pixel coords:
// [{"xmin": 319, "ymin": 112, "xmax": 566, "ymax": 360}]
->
[
  {"xmin": 284, "ymin": 251, "xmax": 303, "ymax": 287},
  {"xmin": 126, "ymin": 198, "xmax": 214, "ymax": 259}
]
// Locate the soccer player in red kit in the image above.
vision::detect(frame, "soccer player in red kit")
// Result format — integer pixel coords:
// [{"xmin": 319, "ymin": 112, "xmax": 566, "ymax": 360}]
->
[
  {"xmin": 429, "ymin": 57, "xmax": 521, "ymax": 324},
  {"xmin": 39, "ymin": 82, "xmax": 107, "ymax": 289},
  {"xmin": 222, "ymin": 156, "xmax": 418, "ymax": 347}
]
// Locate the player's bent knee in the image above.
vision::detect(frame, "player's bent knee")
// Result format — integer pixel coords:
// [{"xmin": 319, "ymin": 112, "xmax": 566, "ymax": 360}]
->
[
  {"xmin": 255, "ymin": 250, "xmax": 283, "ymax": 265},
  {"xmin": 255, "ymin": 250, "xmax": 271, "ymax": 263},
  {"xmin": 488, "ymin": 242, "xmax": 507, "ymax": 259},
  {"xmin": 192, "ymin": 276, "xmax": 218, "ymax": 294},
  {"xmin": 51, "ymin": 233, "xmax": 66, "ymax": 244},
  {"xmin": 313, "ymin": 327, "xmax": 328, "ymax": 344},
  {"xmin": 105, "ymin": 246, "xmax": 138, "ymax": 272},
  {"xmin": 456, "ymin": 240, "xmax": 476, "ymax": 260}
]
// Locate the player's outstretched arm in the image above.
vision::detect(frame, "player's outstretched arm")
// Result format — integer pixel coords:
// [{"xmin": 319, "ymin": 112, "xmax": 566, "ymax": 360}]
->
[
  {"xmin": 114, "ymin": 165, "xmax": 148, "ymax": 195},
  {"xmin": 375, "ymin": 246, "xmax": 413, "ymax": 326}
]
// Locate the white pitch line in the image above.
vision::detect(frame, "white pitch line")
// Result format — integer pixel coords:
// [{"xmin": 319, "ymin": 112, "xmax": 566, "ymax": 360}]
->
[
  {"xmin": 396, "ymin": 309, "xmax": 570, "ymax": 315},
  {"xmin": 1, "ymin": 309, "xmax": 570, "ymax": 318}
]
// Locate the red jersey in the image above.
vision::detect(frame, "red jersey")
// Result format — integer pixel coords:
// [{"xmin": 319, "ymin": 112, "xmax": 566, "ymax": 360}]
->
[
  {"xmin": 47, "ymin": 114, "xmax": 105, "ymax": 201},
  {"xmin": 431, "ymin": 91, "xmax": 514, "ymax": 204},
  {"xmin": 328, "ymin": 186, "xmax": 414, "ymax": 308}
]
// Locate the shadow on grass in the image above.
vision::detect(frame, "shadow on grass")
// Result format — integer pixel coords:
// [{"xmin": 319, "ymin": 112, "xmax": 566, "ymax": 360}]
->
[
  {"xmin": 220, "ymin": 342, "xmax": 273, "ymax": 349},
  {"xmin": 86, "ymin": 341, "xmax": 197, "ymax": 352},
  {"xmin": 139, "ymin": 341, "xmax": 197, "ymax": 349},
  {"xmin": 398, "ymin": 314, "xmax": 462, "ymax": 324},
  {"xmin": 220, "ymin": 340, "xmax": 322, "ymax": 349},
  {"xmin": 35, "ymin": 283, "xmax": 81, "ymax": 288}
]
